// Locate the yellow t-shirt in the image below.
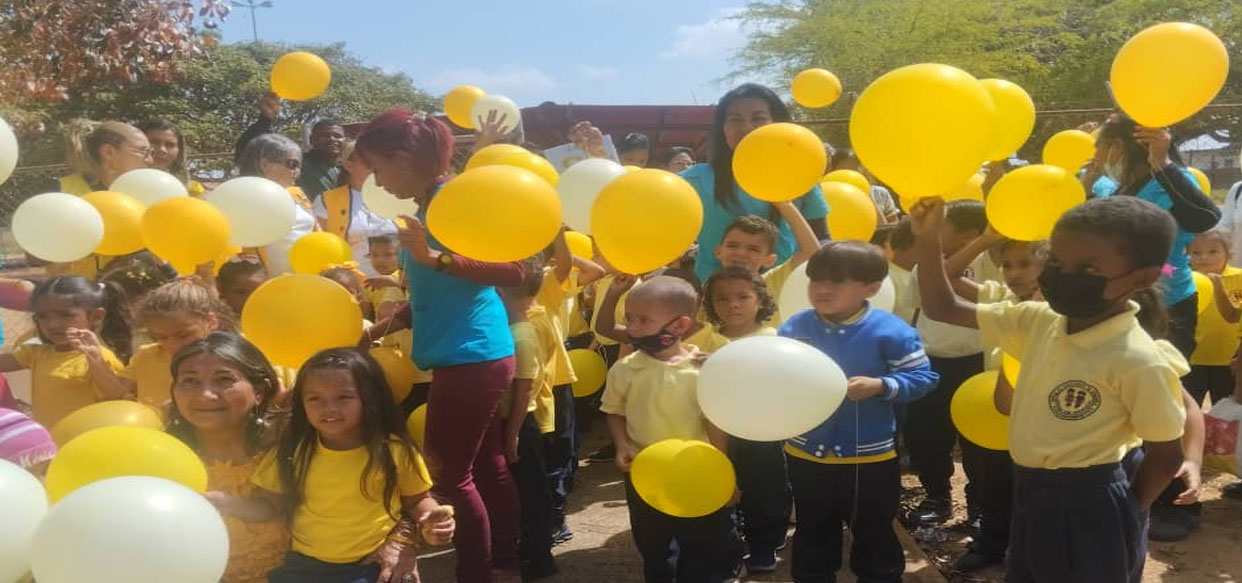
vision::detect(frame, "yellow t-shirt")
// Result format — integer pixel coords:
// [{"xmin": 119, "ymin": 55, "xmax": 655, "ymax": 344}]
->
[
  {"xmin": 1192, "ymin": 267, "xmax": 1242, "ymax": 366},
  {"xmin": 599, "ymin": 349, "xmax": 708, "ymax": 449},
  {"xmin": 251, "ymin": 439, "xmax": 432, "ymax": 563},
  {"xmin": 533, "ymin": 271, "xmax": 578, "ymax": 386},
  {"xmin": 685, "ymin": 325, "xmax": 731, "ymax": 354},
  {"xmin": 501, "ymin": 322, "xmax": 542, "ymax": 423},
  {"xmin": 379, "ymin": 329, "xmax": 432, "ymax": 385},
  {"xmin": 122, "ymin": 343, "xmax": 173, "ymax": 410},
  {"xmin": 591, "ymin": 274, "xmax": 630, "ymax": 347},
  {"xmin": 526, "ymin": 306, "xmax": 561, "ymax": 433},
  {"xmin": 762, "ymin": 261, "xmax": 795, "ymax": 326},
  {"xmin": 13, "ymin": 343, "xmax": 125, "ymax": 427},
  {"xmin": 367, "ymin": 285, "xmax": 406, "ymax": 317},
  {"xmin": 976, "ymin": 301, "xmax": 1186, "ymax": 469},
  {"xmin": 207, "ymin": 455, "xmax": 288, "ymax": 583}
]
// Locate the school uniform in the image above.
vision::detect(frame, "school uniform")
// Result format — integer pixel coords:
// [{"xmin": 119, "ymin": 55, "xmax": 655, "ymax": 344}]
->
[
  {"xmin": 533, "ymin": 272, "xmax": 583, "ymax": 532},
  {"xmin": 13, "ymin": 343, "xmax": 124, "ymax": 428},
  {"xmin": 1186, "ymin": 266, "xmax": 1242, "ymax": 404},
  {"xmin": 507, "ymin": 321, "xmax": 555, "ymax": 569}
]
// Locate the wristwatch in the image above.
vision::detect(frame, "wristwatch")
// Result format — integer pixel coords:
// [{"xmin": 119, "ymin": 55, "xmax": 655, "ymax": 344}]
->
[{"xmin": 434, "ymin": 252, "xmax": 453, "ymax": 272}]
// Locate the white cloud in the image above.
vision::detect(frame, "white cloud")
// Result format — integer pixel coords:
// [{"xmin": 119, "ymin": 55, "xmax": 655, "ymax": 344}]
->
[
  {"xmin": 577, "ymin": 64, "xmax": 617, "ymax": 81},
  {"xmin": 428, "ymin": 66, "xmax": 559, "ymax": 94},
  {"xmin": 662, "ymin": 7, "xmax": 749, "ymax": 60}
]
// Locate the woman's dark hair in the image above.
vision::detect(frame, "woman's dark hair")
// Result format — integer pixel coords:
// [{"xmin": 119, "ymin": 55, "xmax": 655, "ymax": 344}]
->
[
  {"xmin": 166, "ymin": 332, "xmax": 281, "ymax": 455},
  {"xmin": 709, "ymin": 84, "xmax": 791, "ymax": 212},
  {"xmin": 1098, "ymin": 113, "xmax": 1188, "ymax": 197},
  {"xmin": 275, "ymin": 348, "xmax": 413, "ymax": 521},
  {"xmin": 31, "ymin": 276, "xmax": 133, "ymax": 362},
  {"xmin": 139, "ymin": 118, "xmax": 189, "ymax": 182},
  {"xmin": 702, "ymin": 266, "xmax": 777, "ymax": 326},
  {"xmin": 617, "ymin": 132, "xmax": 650, "ymax": 154}
]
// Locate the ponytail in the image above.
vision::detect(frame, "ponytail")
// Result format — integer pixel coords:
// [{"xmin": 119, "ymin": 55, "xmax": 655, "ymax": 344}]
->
[{"xmin": 62, "ymin": 119, "xmax": 143, "ymax": 187}]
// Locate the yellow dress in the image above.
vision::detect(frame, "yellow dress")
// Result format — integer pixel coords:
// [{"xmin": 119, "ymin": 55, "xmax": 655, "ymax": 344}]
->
[{"xmin": 207, "ymin": 455, "xmax": 290, "ymax": 583}]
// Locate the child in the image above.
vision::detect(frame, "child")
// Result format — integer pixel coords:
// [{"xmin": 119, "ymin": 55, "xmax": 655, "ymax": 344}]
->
[
  {"xmin": 368, "ymin": 234, "xmax": 401, "ymax": 279},
  {"xmin": 217, "ymin": 258, "xmax": 269, "ymax": 317},
  {"xmin": 1186, "ymin": 230, "xmax": 1242, "ymax": 405},
  {"xmin": 781, "ymin": 241, "xmax": 938, "ymax": 582},
  {"xmin": 878, "ymin": 218, "xmax": 918, "ymax": 324},
  {"xmin": 597, "ymin": 273, "xmax": 732, "ymax": 355},
  {"xmin": 365, "ymin": 234, "xmax": 407, "ymax": 322},
  {"xmin": 712, "ymin": 201, "xmax": 819, "ymax": 324},
  {"xmin": 0, "ymin": 276, "xmax": 129, "ymax": 427},
  {"xmin": 221, "ymin": 348, "xmax": 455, "ymax": 583},
  {"xmin": 912, "ymin": 195, "xmax": 1185, "ymax": 583},
  {"xmin": 703, "ymin": 266, "xmax": 778, "ymax": 339},
  {"xmin": 600, "ymin": 276, "xmax": 741, "ymax": 582}
]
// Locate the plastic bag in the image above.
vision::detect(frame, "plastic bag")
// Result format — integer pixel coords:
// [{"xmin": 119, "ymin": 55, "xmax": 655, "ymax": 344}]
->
[{"xmin": 1204, "ymin": 397, "xmax": 1242, "ymax": 478}]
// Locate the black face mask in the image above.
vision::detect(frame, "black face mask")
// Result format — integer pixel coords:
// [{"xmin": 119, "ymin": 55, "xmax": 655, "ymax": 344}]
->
[
  {"xmin": 630, "ymin": 317, "xmax": 683, "ymax": 354},
  {"xmin": 1037, "ymin": 265, "xmax": 1130, "ymax": 319}
]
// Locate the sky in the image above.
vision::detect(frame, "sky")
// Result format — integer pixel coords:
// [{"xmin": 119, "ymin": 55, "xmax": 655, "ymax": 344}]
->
[{"xmin": 216, "ymin": 0, "xmax": 770, "ymax": 107}]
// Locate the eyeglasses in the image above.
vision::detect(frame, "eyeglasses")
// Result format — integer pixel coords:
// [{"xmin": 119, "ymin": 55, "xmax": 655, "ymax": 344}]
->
[
  {"xmin": 128, "ymin": 146, "xmax": 153, "ymax": 159},
  {"xmin": 283, "ymin": 158, "xmax": 302, "ymax": 170}
]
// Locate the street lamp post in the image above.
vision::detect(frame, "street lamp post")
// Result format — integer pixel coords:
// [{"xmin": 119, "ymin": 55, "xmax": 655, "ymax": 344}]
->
[{"xmin": 229, "ymin": 0, "xmax": 274, "ymax": 44}]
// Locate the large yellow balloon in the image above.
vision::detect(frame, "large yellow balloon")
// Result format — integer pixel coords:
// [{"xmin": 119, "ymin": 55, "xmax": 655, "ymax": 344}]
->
[
  {"xmin": 850, "ymin": 63, "xmax": 995, "ymax": 198},
  {"xmin": 943, "ymin": 173, "xmax": 985, "ymax": 202},
  {"xmin": 289, "ymin": 232, "xmax": 353, "ymax": 275},
  {"xmin": 241, "ymin": 274, "xmax": 364, "ymax": 368},
  {"xmin": 980, "ymin": 79, "xmax": 1036, "ymax": 161},
  {"xmin": 630, "ymin": 439, "xmax": 735, "ymax": 518},
  {"xmin": 1042, "ymin": 129, "xmax": 1096, "ymax": 173},
  {"xmin": 1001, "ymin": 353, "xmax": 1021, "ymax": 386},
  {"xmin": 270, "ymin": 51, "xmax": 331, "ymax": 101},
  {"xmin": 821, "ymin": 182, "xmax": 877, "ymax": 242},
  {"xmin": 732, "ymin": 122, "xmax": 826, "ymax": 202},
  {"xmin": 406, "ymin": 405, "xmax": 427, "ymax": 450},
  {"xmin": 444, "ymin": 85, "xmax": 486, "ymax": 129},
  {"xmin": 591, "ymin": 169, "xmax": 703, "ymax": 274},
  {"xmin": 950, "ymin": 371, "xmax": 1009, "ymax": 451},
  {"xmin": 1111, "ymin": 22, "xmax": 1229, "ymax": 127},
  {"xmin": 427, "ymin": 165, "xmax": 563, "ymax": 262},
  {"xmin": 465, "ymin": 144, "xmax": 528, "ymax": 171},
  {"xmin": 1193, "ymin": 271, "xmax": 1214, "ymax": 315},
  {"xmin": 370, "ymin": 346, "xmax": 418, "ymax": 403},
  {"xmin": 568, "ymin": 348, "xmax": 607, "ymax": 397},
  {"xmin": 493, "ymin": 151, "xmax": 560, "ymax": 186},
  {"xmin": 45, "ymin": 426, "xmax": 208, "ymax": 501},
  {"xmin": 791, "ymin": 68, "xmax": 842, "ymax": 108},
  {"xmin": 822, "ymin": 169, "xmax": 870, "ymax": 194},
  {"xmin": 50, "ymin": 400, "xmax": 164, "ymax": 446},
  {"xmin": 1188, "ymin": 167, "xmax": 1211, "ymax": 194},
  {"xmin": 565, "ymin": 231, "xmax": 593, "ymax": 259},
  {"xmin": 986, "ymin": 164, "xmax": 1085, "ymax": 241},
  {"xmin": 82, "ymin": 190, "xmax": 146, "ymax": 255},
  {"xmin": 141, "ymin": 196, "xmax": 231, "ymax": 273}
]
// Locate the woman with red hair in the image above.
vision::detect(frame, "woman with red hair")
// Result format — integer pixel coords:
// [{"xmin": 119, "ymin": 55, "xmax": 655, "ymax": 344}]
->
[{"xmin": 356, "ymin": 109, "xmax": 522, "ymax": 583}]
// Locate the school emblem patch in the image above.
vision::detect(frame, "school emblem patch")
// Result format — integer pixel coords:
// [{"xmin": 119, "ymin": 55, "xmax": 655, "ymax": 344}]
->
[{"xmin": 1048, "ymin": 380, "xmax": 1101, "ymax": 420}]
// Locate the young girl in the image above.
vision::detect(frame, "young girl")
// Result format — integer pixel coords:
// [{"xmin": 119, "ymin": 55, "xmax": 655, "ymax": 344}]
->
[
  {"xmin": 0, "ymin": 276, "xmax": 130, "ymax": 427},
  {"xmin": 139, "ymin": 118, "xmax": 206, "ymax": 196},
  {"xmin": 1187, "ymin": 230, "xmax": 1242, "ymax": 405},
  {"xmin": 321, "ymin": 265, "xmax": 375, "ymax": 322},
  {"xmin": 703, "ymin": 266, "xmax": 778, "ymax": 339},
  {"xmin": 222, "ymin": 348, "xmax": 455, "ymax": 583}
]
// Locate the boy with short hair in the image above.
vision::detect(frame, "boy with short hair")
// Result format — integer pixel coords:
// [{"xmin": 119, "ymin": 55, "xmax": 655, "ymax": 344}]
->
[
  {"xmin": 879, "ymin": 218, "xmax": 918, "ymax": 323},
  {"xmin": 781, "ymin": 241, "xmax": 938, "ymax": 582},
  {"xmin": 714, "ymin": 201, "xmax": 820, "ymax": 324},
  {"xmin": 912, "ymin": 195, "xmax": 1185, "ymax": 583}
]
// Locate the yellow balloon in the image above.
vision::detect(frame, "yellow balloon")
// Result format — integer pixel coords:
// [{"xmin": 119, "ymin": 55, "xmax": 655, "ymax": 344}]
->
[
  {"xmin": 493, "ymin": 151, "xmax": 560, "ymax": 186},
  {"xmin": 465, "ymin": 144, "xmax": 528, "ymax": 171},
  {"xmin": 370, "ymin": 345, "xmax": 418, "ymax": 403},
  {"xmin": 45, "ymin": 426, "xmax": 207, "ymax": 502},
  {"xmin": 1001, "ymin": 353, "xmax": 1021, "ymax": 386},
  {"xmin": 850, "ymin": 63, "xmax": 995, "ymax": 198},
  {"xmin": 1111, "ymin": 22, "xmax": 1229, "ymax": 127},
  {"xmin": 565, "ymin": 231, "xmax": 593, "ymax": 259},
  {"xmin": 427, "ymin": 165, "xmax": 563, "ymax": 262},
  {"xmin": 445, "ymin": 85, "xmax": 486, "ymax": 129},
  {"xmin": 406, "ymin": 404, "xmax": 428, "ymax": 450},
  {"xmin": 791, "ymin": 68, "xmax": 842, "ymax": 108},
  {"xmin": 212, "ymin": 245, "xmax": 244, "ymax": 275},
  {"xmin": 1193, "ymin": 271, "xmax": 1214, "ymax": 315},
  {"xmin": 591, "ymin": 169, "xmax": 703, "ymax": 274},
  {"xmin": 980, "ymin": 79, "xmax": 1036, "ymax": 162},
  {"xmin": 568, "ymin": 348, "xmax": 607, "ymax": 397},
  {"xmin": 141, "ymin": 196, "xmax": 231, "ymax": 273},
  {"xmin": 943, "ymin": 173, "xmax": 984, "ymax": 202},
  {"xmin": 821, "ymin": 182, "xmax": 877, "ymax": 242},
  {"xmin": 950, "ymin": 371, "xmax": 1009, "ymax": 451},
  {"xmin": 82, "ymin": 190, "xmax": 146, "ymax": 255},
  {"xmin": 986, "ymin": 164, "xmax": 1085, "ymax": 241},
  {"xmin": 1188, "ymin": 167, "xmax": 1211, "ymax": 194},
  {"xmin": 631, "ymin": 439, "xmax": 735, "ymax": 518},
  {"xmin": 289, "ymin": 232, "xmax": 353, "ymax": 275},
  {"xmin": 623, "ymin": 165, "xmax": 642, "ymax": 173},
  {"xmin": 822, "ymin": 169, "xmax": 870, "ymax": 194},
  {"xmin": 270, "ymin": 51, "xmax": 331, "ymax": 101},
  {"xmin": 1042, "ymin": 130, "xmax": 1096, "ymax": 172},
  {"xmin": 50, "ymin": 400, "xmax": 164, "ymax": 446},
  {"xmin": 241, "ymin": 274, "xmax": 364, "ymax": 368},
  {"xmin": 732, "ymin": 122, "xmax": 827, "ymax": 203}
]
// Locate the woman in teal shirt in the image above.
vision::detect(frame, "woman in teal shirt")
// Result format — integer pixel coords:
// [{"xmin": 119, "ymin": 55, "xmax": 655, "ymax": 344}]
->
[{"xmin": 685, "ymin": 83, "xmax": 830, "ymax": 283}]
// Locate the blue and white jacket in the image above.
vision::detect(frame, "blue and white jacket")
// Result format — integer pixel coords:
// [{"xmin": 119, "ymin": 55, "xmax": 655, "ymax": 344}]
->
[{"xmin": 780, "ymin": 305, "xmax": 938, "ymax": 460}]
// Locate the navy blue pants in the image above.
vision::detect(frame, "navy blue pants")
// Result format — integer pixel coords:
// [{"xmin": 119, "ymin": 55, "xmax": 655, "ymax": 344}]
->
[
  {"xmin": 967, "ymin": 447, "xmax": 1013, "ymax": 559},
  {"xmin": 728, "ymin": 437, "xmax": 791, "ymax": 556},
  {"xmin": 545, "ymin": 383, "xmax": 577, "ymax": 530},
  {"xmin": 1007, "ymin": 461, "xmax": 1147, "ymax": 583},
  {"xmin": 904, "ymin": 353, "xmax": 985, "ymax": 507},
  {"xmin": 511, "ymin": 415, "xmax": 554, "ymax": 565},
  {"xmin": 624, "ymin": 475, "xmax": 742, "ymax": 583},
  {"xmin": 787, "ymin": 456, "xmax": 903, "ymax": 583},
  {"xmin": 267, "ymin": 552, "xmax": 380, "ymax": 583}
]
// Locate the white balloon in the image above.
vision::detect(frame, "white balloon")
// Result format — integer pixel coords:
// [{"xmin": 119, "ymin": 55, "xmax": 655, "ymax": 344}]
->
[
  {"xmin": 873, "ymin": 276, "xmax": 896, "ymax": 312},
  {"xmin": 778, "ymin": 262, "xmax": 812, "ymax": 322},
  {"xmin": 31, "ymin": 476, "xmax": 229, "ymax": 583},
  {"xmin": 109, "ymin": 168, "xmax": 188, "ymax": 206},
  {"xmin": 698, "ymin": 336, "xmax": 848, "ymax": 441},
  {"xmin": 471, "ymin": 94, "xmax": 521, "ymax": 135},
  {"xmin": 13, "ymin": 192, "xmax": 104, "ymax": 262},
  {"xmin": 0, "ymin": 459, "xmax": 47, "ymax": 583},
  {"xmin": 361, "ymin": 173, "xmax": 418, "ymax": 220},
  {"xmin": 206, "ymin": 176, "xmax": 296, "ymax": 247},
  {"xmin": 0, "ymin": 116, "xmax": 17, "ymax": 186},
  {"xmin": 557, "ymin": 158, "xmax": 626, "ymax": 232}
]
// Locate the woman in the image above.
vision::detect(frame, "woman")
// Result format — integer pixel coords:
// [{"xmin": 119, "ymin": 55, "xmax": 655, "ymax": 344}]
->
[
  {"xmin": 682, "ymin": 84, "xmax": 830, "ymax": 283},
  {"xmin": 664, "ymin": 146, "xmax": 695, "ymax": 173},
  {"xmin": 356, "ymin": 109, "xmax": 522, "ymax": 583},
  {"xmin": 140, "ymin": 118, "xmax": 206, "ymax": 196},
  {"xmin": 237, "ymin": 134, "xmax": 316, "ymax": 276},
  {"xmin": 167, "ymin": 332, "xmax": 288, "ymax": 583},
  {"xmin": 312, "ymin": 140, "xmax": 398, "ymax": 276}
]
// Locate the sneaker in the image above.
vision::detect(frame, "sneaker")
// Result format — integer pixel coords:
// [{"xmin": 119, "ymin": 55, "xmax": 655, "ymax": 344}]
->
[
  {"xmin": 911, "ymin": 496, "xmax": 953, "ymax": 526},
  {"xmin": 1148, "ymin": 507, "xmax": 1200, "ymax": 542},
  {"xmin": 1223, "ymin": 481, "xmax": 1242, "ymax": 500},
  {"xmin": 586, "ymin": 444, "xmax": 616, "ymax": 463},
  {"xmin": 551, "ymin": 524, "xmax": 574, "ymax": 546},
  {"xmin": 953, "ymin": 551, "xmax": 1002, "ymax": 573},
  {"xmin": 746, "ymin": 551, "xmax": 779, "ymax": 574}
]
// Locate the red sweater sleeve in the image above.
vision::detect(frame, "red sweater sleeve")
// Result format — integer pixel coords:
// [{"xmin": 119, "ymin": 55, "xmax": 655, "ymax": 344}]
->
[{"xmin": 444, "ymin": 255, "xmax": 525, "ymax": 287}]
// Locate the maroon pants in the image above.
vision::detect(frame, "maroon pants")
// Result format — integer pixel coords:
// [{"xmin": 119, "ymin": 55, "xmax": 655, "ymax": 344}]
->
[{"xmin": 425, "ymin": 357, "xmax": 519, "ymax": 582}]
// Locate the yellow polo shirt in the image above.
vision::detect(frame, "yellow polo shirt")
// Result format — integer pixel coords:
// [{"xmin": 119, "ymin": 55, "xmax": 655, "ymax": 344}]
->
[
  {"xmin": 590, "ymin": 274, "xmax": 629, "ymax": 347},
  {"xmin": 762, "ymin": 260, "xmax": 795, "ymax": 325},
  {"xmin": 685, "ymin": 325, "xmax": 731, "ymax": 354},
  {"xmin": 976, "ymin": 301, "xmax": 1186, "ymax": 469},
  {"xmin": 526, "ymin": 306, "xmax": 561, "ymax": 433},
  {"xmin": 1191, "ymin": 267, "xmax": 1242, "ymax": 366},
  {"xmin": 13, "ymin": 343, "xmax": 125, "ymax": 427},
  {"xmin": 122, "ymin": 343, "xmax": 173, "ymax": 410},
  {"xmin": 599, "ymin": 349, "xmax": 708, "ymax": 449},
  {"xmin": 534, "ymin": 271, "xmax": 578, "ymax": 386},
  {"xmin": 501, "ymin": 322, "xmax": 542, "ymax": 423}
]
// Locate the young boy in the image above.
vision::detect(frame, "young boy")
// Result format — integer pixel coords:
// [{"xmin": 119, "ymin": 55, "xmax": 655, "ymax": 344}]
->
[
  {"xmin": 600, "ymin": 276, "xmax": 741, "ymax": 582},
  {"xmin": 912, "ymin": 195, "xmax": 1185, "ymax": 583},
  {"xmin": 780, "ymin": 241, "xmax": 938, "ymax": 582},
  {"xmin": 875, "ymin": 218, "xmax": 917, "ymax": 324},
  {"xmin": 713, "ymin": 201, "xmax": 820, "ymax": 324}
]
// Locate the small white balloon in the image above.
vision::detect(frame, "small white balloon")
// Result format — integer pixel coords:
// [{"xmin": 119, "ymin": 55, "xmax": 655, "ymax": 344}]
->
[
  {"xmin": 778, "ymin": 262, "xmax": 812, "ymax": 322},
  {"xmin": 471, "ymin": 94, "xmax": 521, "ymax": 135},
  {"xmin": 558, "ymin": 158, "xmax": 626, "ymax": 232},
  {"xmin": 13, "ymin": 192, "xmax": 104, "ymax": 262},
  {"xmin": 0, "ymin": 459, "xmax": 48, "ymax": 583},
  {"xmin": 872, "ymin": 276, "xmax": 896, "ymax": 312},
  {"xmin": 698, "ymin": 336, "xmax": 848, "ymax": 441},
  {"xmin": 206, "ymin": 176, "xmax": 296, "ymax": 247},
  {"xmin": 0, "ymin": 116, "xmax": 17, "ymax": 186},
  {"xmin": 31, "ymin": 476, "xmax": 229, "ymax": 583},
  {"xmin": 361, "ymin": 173, "xmax": 418, "ymax": 220},
  {"xmin": 109, "ymin": 168, "xmax": 188, "ymax": 206}
]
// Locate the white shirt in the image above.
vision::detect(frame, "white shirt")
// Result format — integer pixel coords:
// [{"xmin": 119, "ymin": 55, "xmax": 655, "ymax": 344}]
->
[
  {"xmin": 312, "ymin": 189, "xmax": 398, "ymax": 276},
  {"xmin": 871, "ymin": 185, "xmax": 899, "ymax": 219},
  {"xmin": 264, "ymin": 203, "xmax": 316, "ymax": 276},
  {"xmin": 1215, "ymin": 181, "xmax": 1242, "ymax": 265}
]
